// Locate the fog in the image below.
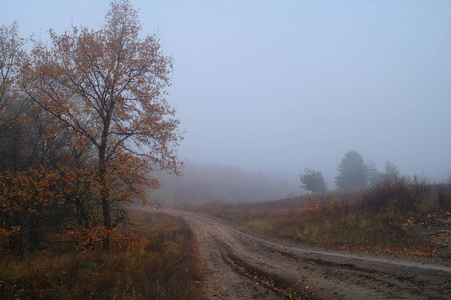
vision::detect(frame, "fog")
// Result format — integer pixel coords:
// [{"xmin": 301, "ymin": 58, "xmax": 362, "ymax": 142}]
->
[
  {"xmin": 152, "ymin": 160, "xmax": 293, "ymax": 204},
  {"xmin": 4, "ymin": 1, "xmax": 451, "ymax": 198}
]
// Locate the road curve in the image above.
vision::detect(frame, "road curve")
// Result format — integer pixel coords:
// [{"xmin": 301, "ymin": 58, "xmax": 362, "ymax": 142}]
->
[{"xmin": 163, "ymin": 208, "xmax": 451, "ymax": 300}]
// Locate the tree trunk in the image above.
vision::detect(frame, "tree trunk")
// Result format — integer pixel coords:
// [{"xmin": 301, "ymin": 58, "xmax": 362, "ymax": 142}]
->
[{"xmin": 99, "ymin": 142, "xmax": 112, "ymax": 251}]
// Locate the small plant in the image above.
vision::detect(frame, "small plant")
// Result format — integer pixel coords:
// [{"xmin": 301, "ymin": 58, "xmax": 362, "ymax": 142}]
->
[
  {"xmin": 301, "ymin": 198, "xmax": 337, "ymax": 218},
  {"xmin": 59, "ymin": 225, "xmax": 149, "ymax": 252}
]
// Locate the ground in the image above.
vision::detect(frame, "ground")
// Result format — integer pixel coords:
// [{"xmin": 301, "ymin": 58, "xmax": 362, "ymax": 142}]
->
[{"xmin": 164, "ymin": 208, "xmax": 451, "ymax": 300}]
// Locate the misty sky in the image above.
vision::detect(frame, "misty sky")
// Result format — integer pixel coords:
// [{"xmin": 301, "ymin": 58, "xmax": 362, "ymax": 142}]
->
[{"xmin": 3, "ymin": 0, "xmax": 451, "ymax": 187}]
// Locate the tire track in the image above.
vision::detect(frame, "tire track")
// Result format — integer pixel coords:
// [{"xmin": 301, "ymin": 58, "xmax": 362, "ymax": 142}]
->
[{"xmin": 164, "ymin": 209, "xmax": 451, "ymax": 300}]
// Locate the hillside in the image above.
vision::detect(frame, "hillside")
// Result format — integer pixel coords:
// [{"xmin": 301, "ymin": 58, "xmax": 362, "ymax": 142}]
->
[
  {"xmin": 178, "ymin": 177, "xmax": 451, "ymax": 258},
  {"xmin": 150, "ymin": 160, "xmax": 296, "ymax": 204}
]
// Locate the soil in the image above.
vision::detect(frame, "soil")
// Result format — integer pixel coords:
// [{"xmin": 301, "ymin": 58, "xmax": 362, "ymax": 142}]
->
[{"xmin": 163, "ymin": 208, "xmax": 451, "ymax": 300}]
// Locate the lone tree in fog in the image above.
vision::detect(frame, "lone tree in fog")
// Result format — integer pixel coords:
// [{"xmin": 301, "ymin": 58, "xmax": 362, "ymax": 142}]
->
[
  {"xmin": 366, "ymin": 159, "xmax": 381, "ymax": 186},
  {"xmin": 380, "ymin": 161, "xmax": 400, "ymax": 182},
  {"xmin": 366, "ymin": 159, "xmax": 400, "ymax": 186},
  {"xmin": 21, "ymin": 0, "xmax": 182, "ymax": 250},
  {"xmin": 299, "ymin": 168, "xmax": 327, "ymax": 193},
  {"xmin": 335, "ymin": 151, "xmax": 367, "ymax": 189}
]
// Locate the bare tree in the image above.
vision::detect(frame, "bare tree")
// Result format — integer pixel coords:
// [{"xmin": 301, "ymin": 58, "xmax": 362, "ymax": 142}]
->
[{"xmin": 0, "ymin": 21, "xmax": 28, "ymax": 133}]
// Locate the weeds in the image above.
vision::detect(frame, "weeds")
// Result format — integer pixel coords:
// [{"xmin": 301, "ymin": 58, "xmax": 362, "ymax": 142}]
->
[
  {"xmin": 180, "ymin": 177, "xmax": 450, "ymax": 258},
  {"xmin": 360, "ymin": 176, "xmax": 436, "ymax": 214},
  {"xmin": 0, "ymin": 210, "xmax": 201, "ymax": 299}
]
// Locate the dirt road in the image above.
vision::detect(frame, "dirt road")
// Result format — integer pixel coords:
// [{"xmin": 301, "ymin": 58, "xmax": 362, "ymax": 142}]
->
[{"xmin": 164, "ymin": 209, "xmax": 451, "ymax": 299}]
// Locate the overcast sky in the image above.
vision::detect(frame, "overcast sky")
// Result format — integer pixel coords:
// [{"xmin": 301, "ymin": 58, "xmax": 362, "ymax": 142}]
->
[{"xmin": 3, "ymin": 0, "xmax": 451, "ymax": 187}]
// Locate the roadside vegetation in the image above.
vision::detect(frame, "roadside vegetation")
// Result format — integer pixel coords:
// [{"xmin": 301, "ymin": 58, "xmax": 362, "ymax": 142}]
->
[
  {"xmin": 0, "ymin": 210, "xmax": 201, "ymax": 299},
  {"xmin": 181, "ymin": 177, "xmax": 451, "ymax": 258},
  {"xmin": 0, "ymin": 2, "xmax": 196, "ymax": 297},
  {"xmin": 0, "ymin": 0, "xmax": 182, "ymax": 255}
]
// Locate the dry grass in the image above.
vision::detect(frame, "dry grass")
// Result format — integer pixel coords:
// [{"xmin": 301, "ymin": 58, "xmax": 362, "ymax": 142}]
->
[
  {"xmin": 179, "ymin": 178, "xmax": 451, "ymax": 257},
  {"xmin": 0, "ymin": 209, "xmax": 201, "ymax": 299}
]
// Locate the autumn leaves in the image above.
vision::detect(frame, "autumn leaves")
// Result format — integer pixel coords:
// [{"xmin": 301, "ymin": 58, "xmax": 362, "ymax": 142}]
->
[{"xmin": 0, "ymin": 0, "xmax": 182, "ymax": 252}]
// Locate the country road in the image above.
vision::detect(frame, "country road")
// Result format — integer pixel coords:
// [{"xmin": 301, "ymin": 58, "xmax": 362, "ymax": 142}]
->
[{"xmin": 163, "ymin": 208, "xmax": 451, "ymax": 300}]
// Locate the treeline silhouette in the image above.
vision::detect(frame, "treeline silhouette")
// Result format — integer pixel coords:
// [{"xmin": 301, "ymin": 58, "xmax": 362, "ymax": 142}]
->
[{"xmin": 152, "ymin": 160, "xmax": 292, "ymax": 204}]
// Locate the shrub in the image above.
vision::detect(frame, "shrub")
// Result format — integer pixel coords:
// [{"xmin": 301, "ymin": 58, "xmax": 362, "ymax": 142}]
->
[{"xmin": 360, "ymin": 177, "xmax": 431, "ymax": 214}]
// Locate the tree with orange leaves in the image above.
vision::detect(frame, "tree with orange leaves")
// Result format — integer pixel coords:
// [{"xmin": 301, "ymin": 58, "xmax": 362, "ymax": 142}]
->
[{"xmin": 21, "ymin": 0, "xmax": 182, "ymax": 250}]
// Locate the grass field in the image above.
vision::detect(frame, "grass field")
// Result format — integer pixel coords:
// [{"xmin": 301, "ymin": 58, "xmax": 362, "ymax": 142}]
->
[
  {"xmin": 180, "ymin": 177, "xmax": 451, "ymax": 258},
  {"xmin": 0, "ymin": 209, "xmax": 201, "ymax": 299}
]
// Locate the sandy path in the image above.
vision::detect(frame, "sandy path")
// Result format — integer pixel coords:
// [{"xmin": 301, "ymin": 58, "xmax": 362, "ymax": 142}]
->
[{"xmin": 164, "ymin": 208, "xmax": 451, "ymax": 300}]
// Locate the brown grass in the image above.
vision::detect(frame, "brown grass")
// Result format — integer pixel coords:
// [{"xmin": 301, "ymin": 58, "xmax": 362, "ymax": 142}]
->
[
  {"xmin": 0, "ymin": 209, "xmax": 202, "ymax": 299},
  {"xmin": 178, "ymin": 178, "xmax": 450, "ymax": 257}
]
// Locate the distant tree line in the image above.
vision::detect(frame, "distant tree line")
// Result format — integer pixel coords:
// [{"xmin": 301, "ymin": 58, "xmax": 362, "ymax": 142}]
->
[
  {"xmin": 299, "ymin": 150, "xmax": 400, "ymax": 192},
  {"xmin": 153, "ymin": 161, "xmax": 291, "ymax": 204}
]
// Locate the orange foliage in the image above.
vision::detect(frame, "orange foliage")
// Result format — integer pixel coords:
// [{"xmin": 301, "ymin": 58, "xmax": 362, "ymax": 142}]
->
[
  {"xmin": 0, "ymin": 226, "xmax": 21, "ymax": 248},
  {"xmin": 60, "ymin": 225, "xmax": 149, "ymax": 251},
  {"xmin": 1, "ymin": 0, "xmax": 182, "ymax": 253},
  {"xmin": 301, "ymin": 198, "xmax": 337, "ymax": 218},
  {"xmin": 0, "ymin": 167, "xmax": 68, "ymax": 249},
  {"xmin": 0, "ymin": 167, "xmax": 65, "ymax": 212},
  {"xmin": 19, "ymin": 1, "xmax": 183, "ymax": 248}
]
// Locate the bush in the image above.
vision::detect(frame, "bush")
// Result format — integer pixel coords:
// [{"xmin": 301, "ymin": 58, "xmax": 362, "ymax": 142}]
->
[
  {"xmin": 360, "ymin": 177, "xmax": 434, "ymax": 214},
  {"xmin": 436, "ymin": 184, "xmax": 451, "ymax": 211},
  {"xmin": 0, "ymin": 211, "xmax": 201, "ymax": 299}
]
